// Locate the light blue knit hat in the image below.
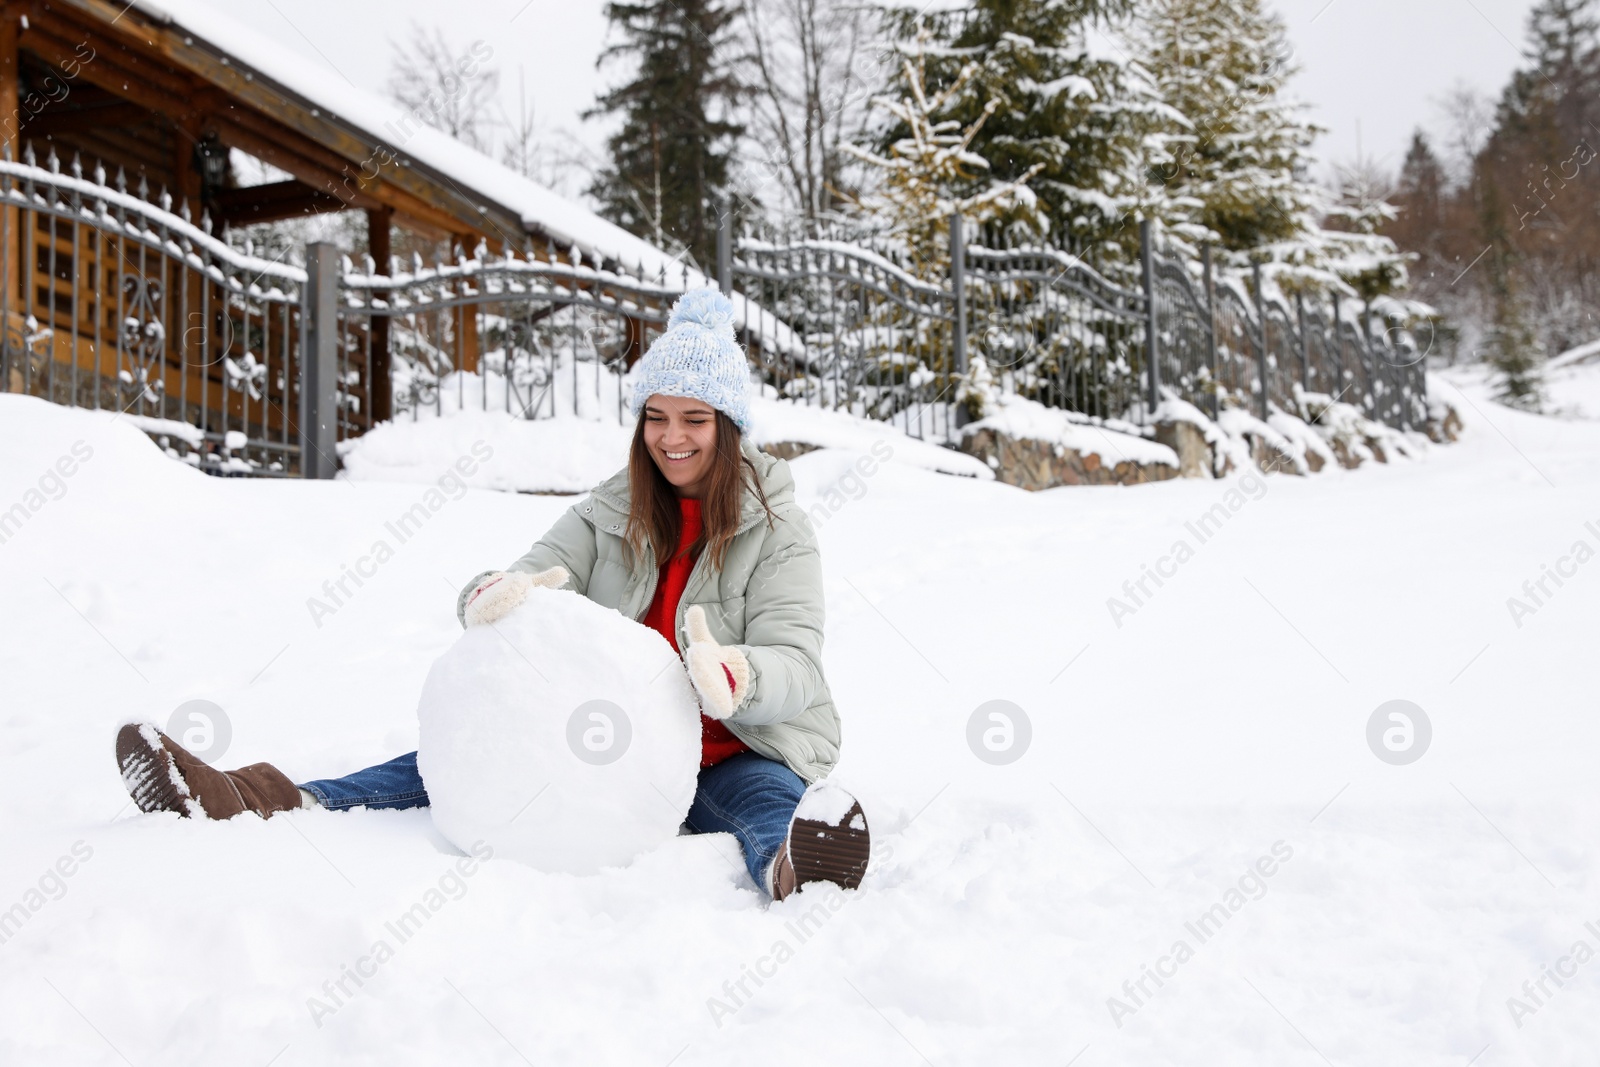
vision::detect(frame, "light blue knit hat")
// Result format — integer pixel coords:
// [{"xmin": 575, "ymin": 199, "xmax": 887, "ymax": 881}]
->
[{"xmin": 629, "ymin": 288, "xmax": 751, "ymax": 433}]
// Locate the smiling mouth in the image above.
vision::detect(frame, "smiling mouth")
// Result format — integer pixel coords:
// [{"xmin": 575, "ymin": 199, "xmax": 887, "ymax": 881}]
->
[{"xmin": 664, "ymin": 449, "xmax": 697, "ymax": 462}]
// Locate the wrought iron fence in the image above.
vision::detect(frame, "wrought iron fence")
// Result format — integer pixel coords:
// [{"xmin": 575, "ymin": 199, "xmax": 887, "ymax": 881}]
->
[
  {"xmin": 730, "ymin": 232, "xmax": 959, "ymax": 440},
  {"xmin": 959, "ymin": 239, "xmax": 1149, "ymax": 425},
  {"xmin": 0, "ymin": 149, "xmax": 307, "ymax": 475},
  {"xmin": 726, "ymin": 214, "xmax": 1429, "ymax": 442},
  {"xmin": 1146, "ymin": 245, "xmax": 1428, "ymax": 433},
  {"xmin": 1147, "ymin": 243, "xmax": 1221, "ymax": 416},
  {"xmin": 333, "ymin": 242, "xmax": 685, "ymax": 438},
  {"xmin": 2, "ymin": 147, "xmax": 1429, "ymax": 479}
]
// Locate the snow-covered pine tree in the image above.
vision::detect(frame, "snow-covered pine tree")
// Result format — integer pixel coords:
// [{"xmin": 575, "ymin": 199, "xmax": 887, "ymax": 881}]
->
[
  {"xmin": 1142, "ymin": 0, "xmax": 1419, "ymax": 338},
  {"xmin": 797, "ymin": 47, "xmax": 1045, "ymax": 424},
  {"xmin": 1321, "ymin": 158, "xmax": 1410, "ymax": 304},
  {"xmin": 1141, "ymin": 0, "xmax": 1321, "ymax": 262},
  {"xmin": 1499, "ymin": 0, "xmax": 1600, "ymax": 140},
  {"xmin": 1311, "ymin": 157, "xmax": 1435, "ymax": 387},
  {"xmin": 586, "ymin": 0, "xmax": 744, "ymax": 271},
  {"xmin": 842, "ymin": 44, "xmax": 1044, "ymax": 279},
  {"xmin": 835, "ymin": 1, "xmax": 1191, "ymax": 423},
  {"xmin": 1477, "ymin": 168, "xmax": 1548, "ymax": 409},
  {"xmin": 873, "ymin": 0, "xmax": 1188, "ymax": 271},
  {"xmin": 1484, "ymin": 252, "xmax": 1548, "ymax": 410}
]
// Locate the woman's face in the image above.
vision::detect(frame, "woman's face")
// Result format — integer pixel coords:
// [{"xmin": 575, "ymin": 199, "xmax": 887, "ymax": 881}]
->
[{"xmin": 642, "ymin": 394, "xmax": 718, "ymax": 498}]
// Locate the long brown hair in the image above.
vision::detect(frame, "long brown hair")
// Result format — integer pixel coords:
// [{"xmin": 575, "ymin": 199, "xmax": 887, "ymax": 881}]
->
[{"xmin": 624, "ymin": 410, "xmax": 775, "ymax": 572}]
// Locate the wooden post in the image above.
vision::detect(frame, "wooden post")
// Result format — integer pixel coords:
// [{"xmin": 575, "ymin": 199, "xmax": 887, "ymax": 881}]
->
[
  {"xmin": 622, "ymin": 315, "xmax": 646, "ymax": 371},
  {"xmin": 0, "ymin": 8, "xmax": 17, "ymax": 161},
  {"xmin": 174, "ymin": 120, "xmax": 204, "ymax": 208},
  {"xmin": 455, "ymin": 234, "xmax": 479, "ymax": 377},
  {"xmin": 455, "ymin": 302, "xmax": 480, "ymax": 375},
  {"xmin": 366, "ymin": 207, "xmax": 392, "ymax": 423}
]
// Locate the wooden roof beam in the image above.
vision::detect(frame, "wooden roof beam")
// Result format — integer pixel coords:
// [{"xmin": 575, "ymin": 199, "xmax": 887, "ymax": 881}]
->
[
  {"xmin": 53, "ymin": 0, "xmax": 531, "ymax": 241},
  {"xmin": 20, "ymin": 21, "xmax": 207, "ymax": 124},
  {"xmin": 211, "ymin": 179, "xmax": 347, "ymax": 226},
  {"xmin": 26, "ymin": 1, "xmax": 544, "ymax": 253},
  {"xmin": 209, "ymin": 116, "xmax": 382, "ymax": 213},
  {"xmin": 22, "ymin": 9, "xmax": 202, "ymax": 102},
  {"xmin": 22, "ymin": 21, "xmax": 505, "ymax": 236},
  {"xmin": 20, "ymin": 99, "xmax": 151, "ymax": 137},
  {"xmin": 210, "ymin": 109, "xmax": 519, "ymax": 243}
]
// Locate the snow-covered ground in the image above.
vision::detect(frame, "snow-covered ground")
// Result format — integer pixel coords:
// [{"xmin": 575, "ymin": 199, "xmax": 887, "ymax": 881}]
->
[
  {"xmin": 1544, "ymin": 340, "xmax": 1600, "ymax": 421},
  {"xmin": 2, "ymin": 364, "xmax": 1598, "ymax": 1065},
  {"xmin": 340, "ymin": 371, "xmax": 994, "ymax": 492}
]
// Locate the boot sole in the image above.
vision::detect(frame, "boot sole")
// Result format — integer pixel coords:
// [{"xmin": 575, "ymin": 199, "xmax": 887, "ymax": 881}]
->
[
  {"xmin": 116, "ymin": 723, "xmax": 204, "ymax": 818},
  {"xmin": 788, "ymin": 798, "xmax": 871, "ymax": 894}
]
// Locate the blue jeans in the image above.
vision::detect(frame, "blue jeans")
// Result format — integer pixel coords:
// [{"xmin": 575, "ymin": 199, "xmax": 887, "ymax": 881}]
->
[{"xmin": 300, "ymin": 751, "xmax": 806, "ymax": 890}]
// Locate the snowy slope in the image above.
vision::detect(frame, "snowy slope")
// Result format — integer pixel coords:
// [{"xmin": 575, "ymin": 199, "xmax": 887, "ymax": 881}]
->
[
  {"xmin": 1544, "ymin": 342, "xmax": 1600, "ymax": 420},
  {"xmin": 1547, "ymin": 338, "xmax": 1600, "ymax": 371},
  {"xmin": 2, "ymin": 375, "xmax": 1598, "ymax": 1065}
]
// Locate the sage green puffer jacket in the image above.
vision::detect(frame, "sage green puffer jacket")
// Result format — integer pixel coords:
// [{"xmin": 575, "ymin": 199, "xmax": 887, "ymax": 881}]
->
[{"xmin": 455, "ymin": 439, "xmax": 840, "ymax": 784}]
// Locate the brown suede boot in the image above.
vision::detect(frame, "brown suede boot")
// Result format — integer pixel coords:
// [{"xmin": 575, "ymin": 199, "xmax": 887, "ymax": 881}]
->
[
  {"xmin": 767, "ymin": 790, "xmax": 872, "ymax": 901},
  {"xmin": 115, "ymin": 722, "xmax": 302, "ymax": 820}
]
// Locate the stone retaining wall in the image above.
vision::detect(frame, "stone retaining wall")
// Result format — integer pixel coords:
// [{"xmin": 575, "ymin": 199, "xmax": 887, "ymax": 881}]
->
[{"xmin": 958, "ymin": 427, "xmax": 1178, "ymax": 490}]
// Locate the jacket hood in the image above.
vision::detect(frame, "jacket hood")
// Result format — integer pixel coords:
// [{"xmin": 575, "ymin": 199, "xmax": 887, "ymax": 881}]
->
[{"xmin": 588, "ymin": 438, "xmax": 794, "ymax": 531}]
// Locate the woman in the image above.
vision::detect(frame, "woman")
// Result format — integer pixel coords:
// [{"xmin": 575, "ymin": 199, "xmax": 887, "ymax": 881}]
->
[{"xmin": 113, "ymin": 289, "xmax": 869, "ymax": 901}]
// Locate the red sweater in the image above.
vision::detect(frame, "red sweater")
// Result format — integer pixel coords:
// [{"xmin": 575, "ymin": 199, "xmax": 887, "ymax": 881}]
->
[{"xmin": 641, "ymin": 497, "xmax": 751, "ymax": 768}]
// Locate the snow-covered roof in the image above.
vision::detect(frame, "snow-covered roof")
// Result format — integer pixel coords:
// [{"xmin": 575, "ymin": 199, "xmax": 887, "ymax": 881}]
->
[
  {"xmin": 117, "ymin": 1, "xmax": 670, "ymax": 271},
  {"xmin": 88, "ymin": 0, "xmax": 799, "ymax": 353}
]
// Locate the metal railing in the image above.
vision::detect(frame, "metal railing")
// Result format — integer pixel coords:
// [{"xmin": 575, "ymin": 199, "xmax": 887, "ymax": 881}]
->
[
  {"xmin": 0, "ymin": 149, "xmax": 307, "ymax": 475},
  {"xmin": 730, "ymin": 233, "xmax": 960, "ymax": 440},
  {"xmin": 334, "ymin": 241, "xmax": 687, "ymax": 438},
  {"xmin": 728, "ymin": 213, "xmax": 1429, "ymax": 440},
  {"xmin": 2, "ymin": 149, "xmax": 1429, "ymax": 479},
  {"xmin": 1149, "ymin": 244, "xmax": 1427, "ymax": 431}
]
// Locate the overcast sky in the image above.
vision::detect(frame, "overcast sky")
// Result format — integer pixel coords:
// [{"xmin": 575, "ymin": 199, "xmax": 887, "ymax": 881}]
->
[
  {"xmin": 191, "ymin": 0, "xmax": 1542, "ymax": 191},
  {"xmin": 1275, "ymin": 0, "xmax": 1539, "ymax": 176}
]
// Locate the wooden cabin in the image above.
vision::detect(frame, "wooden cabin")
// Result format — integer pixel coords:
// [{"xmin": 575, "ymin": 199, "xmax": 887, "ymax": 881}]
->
[{"xmin": 0, "ymin": 0, "xmax": 700, "ymax": 472}]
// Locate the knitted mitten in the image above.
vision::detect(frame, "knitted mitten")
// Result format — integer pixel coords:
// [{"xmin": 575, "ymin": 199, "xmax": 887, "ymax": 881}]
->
[
  {"xmin": 682, "ymin": 605, "xmax": 750, "ymax": 719},
  {"xmin": 464, "ymin": 566, "xmax": 569, "ymax": 627}
]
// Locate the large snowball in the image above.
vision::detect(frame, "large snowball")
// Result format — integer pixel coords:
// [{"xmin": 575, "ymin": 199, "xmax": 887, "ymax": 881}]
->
[{"xmin": 416, "ymin": 587, "xmax": 702, "ymax": 874}]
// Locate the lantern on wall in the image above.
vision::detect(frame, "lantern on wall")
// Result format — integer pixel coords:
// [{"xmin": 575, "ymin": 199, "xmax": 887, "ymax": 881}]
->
[{"xmin": 193, "ymin": 134, "xmax": 229, "ymax": 195}]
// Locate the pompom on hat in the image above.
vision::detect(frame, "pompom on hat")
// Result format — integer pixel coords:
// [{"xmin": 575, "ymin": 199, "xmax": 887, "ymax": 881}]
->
[{"xmin": 628, "ymin": 287, "xmax": 752, "ymax": 433}]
